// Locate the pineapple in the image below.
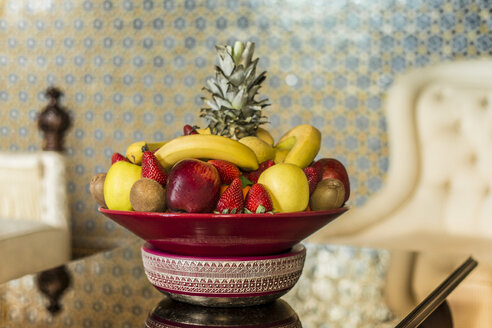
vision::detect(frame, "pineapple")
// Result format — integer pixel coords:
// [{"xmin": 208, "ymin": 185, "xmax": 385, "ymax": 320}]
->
[{"xmin": 200, "ymin": 41, "xmax": 269, "ymax": 139}]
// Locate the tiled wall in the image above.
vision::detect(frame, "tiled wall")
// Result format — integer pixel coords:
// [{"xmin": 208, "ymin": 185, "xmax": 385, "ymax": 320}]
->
[{"xmin": 0, "ymin": 0, "xmax": 490, "ymax": 256}]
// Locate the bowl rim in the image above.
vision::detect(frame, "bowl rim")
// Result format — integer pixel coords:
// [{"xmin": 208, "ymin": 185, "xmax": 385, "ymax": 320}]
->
[
  {"xmin": 142, "ymin": 242, "xmax": 306, "ymax": 261},
  {"xmin": 99, "ymin": 206, "xmax": 348, "ymax": 219}
]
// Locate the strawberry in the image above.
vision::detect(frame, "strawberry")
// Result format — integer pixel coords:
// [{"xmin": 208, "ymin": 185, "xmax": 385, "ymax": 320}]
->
[
  {"xmin": 245, "ymin": 183, "xmax": 273, "ymax": 213},
  {"xmin": 259, "ymin": 159, "xmax": 275, "ymax": 171},
  {"xmin": 303, "ymin": 166, "xmax": 319, "ymax": 195},
  {"xmin": 208, "ymin": 160, "xmax": 241, "ymax": 185},
  {"xmin": 183, "ymin": 124, "xmax": 199, "ymax": 135},
  {"xmin": 216, "ymin": 178, "xmax": 244, "ymax": 214},
  {"xmin": 111, "ymin": 152, "xmax": 129, "ymax": 164},
  {"xmin": 245, "ymin": 160, "xmax": 275, "ymax": 183},
  {"xmin": 141, "ymin": 151, "xmax": 168, "ymax": 186}
]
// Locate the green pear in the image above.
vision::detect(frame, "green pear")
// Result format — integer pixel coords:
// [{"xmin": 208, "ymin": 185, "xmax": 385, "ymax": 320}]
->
[{"xmin": 104, "ymin": 161, "xmax": 142, "ymax": 211}]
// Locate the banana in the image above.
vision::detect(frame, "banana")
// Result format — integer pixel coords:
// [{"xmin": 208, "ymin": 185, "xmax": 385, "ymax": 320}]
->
[
  {"xmin": 274, "ymin": 136, "xmax": 296, "ymax": 151},
  {"xmin": 239, "ymin": 136, "xmax": 276, "ymax": 163},
  {"xmin": 274, "ymin": 149, "xmax": 289, "ymax": 164},
  {"xmin": 126, "ymin": 141, "xmax": 167, "ymax": 164},
  {"xmin": 276, "ymin": 125, "xmax": 321, "ymax": 168},
  {"xmin": 154, "ymin": 134, "xmax": 259, "ymax": 171}
]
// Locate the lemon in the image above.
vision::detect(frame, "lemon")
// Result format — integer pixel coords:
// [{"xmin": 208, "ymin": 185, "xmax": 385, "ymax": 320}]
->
[
  {"xmin": 196, "ymin": 127, "xmax": 211, "ymax": 134},
  {"xmin": 258, "ymin": 163, "xmax": 309, "ymax": 213},
  {"xmin": 104, "ymin": 161, "xmax": 142, "ymax": 211},
  {"xmin": 256, "ymin": 127, "xmax": 274, "ymax": 146},
  {"xmin": 239, "ymin": 136, "xmax": 275, "ymax": 163}
]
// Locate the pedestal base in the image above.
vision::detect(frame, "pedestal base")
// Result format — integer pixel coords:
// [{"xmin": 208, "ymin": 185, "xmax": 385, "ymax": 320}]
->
[{"xmin": 141, "ymin": 243, "xmax": 306, "ymax": 307}]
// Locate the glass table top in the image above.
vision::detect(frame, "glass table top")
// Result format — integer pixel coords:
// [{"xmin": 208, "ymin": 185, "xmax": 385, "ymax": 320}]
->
[{"xmin": 0, "ymin": 240, "xmax": 470, "ymax": 327}]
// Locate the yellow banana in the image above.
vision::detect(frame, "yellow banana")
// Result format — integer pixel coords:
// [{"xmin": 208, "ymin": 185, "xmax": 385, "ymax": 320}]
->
[
  {"xmin": 276, "ymin": 125, "xmax": 321, "ymax": 168},
  {"xmin": 274, "ymin": 149, "xmax": 289, "ymax": 164},
  {"xmin": 274, "ymin": 136, "xmax": 296, "ymax": 151},
  {"xmin": 126, "ymin": 141, "xmax": 167, "ymax": 164},
  {"xmin": 238, "ymin": 136, "xmax": 276, "ymax": 163},
  {"xmin": 154, "ymin": 134, "xmax": 259, "ymax": 171}
]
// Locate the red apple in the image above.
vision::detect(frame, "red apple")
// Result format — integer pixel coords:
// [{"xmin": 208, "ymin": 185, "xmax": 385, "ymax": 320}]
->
[
  {"xmin": 166, "ymin": 159, "xmax": 221, "ymax": 213},
  {"xmin": 312, "ymin": 158, "xmax": 350, "ymax": 202}
]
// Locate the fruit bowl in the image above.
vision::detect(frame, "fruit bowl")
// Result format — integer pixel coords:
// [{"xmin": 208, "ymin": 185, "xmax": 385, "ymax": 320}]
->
[
  {"xmin": 141, "ymin": 242, "xmax": 306, "ymax": 307},
  {"xmin": 99, "ymin": 207, "xmax": 348, "ymax": 257}
]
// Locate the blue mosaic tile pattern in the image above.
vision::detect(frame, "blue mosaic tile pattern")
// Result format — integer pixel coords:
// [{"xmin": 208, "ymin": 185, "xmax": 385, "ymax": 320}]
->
[{"xmin": 0, "ymin": 0, "xmax": 490, "ymax": 254}]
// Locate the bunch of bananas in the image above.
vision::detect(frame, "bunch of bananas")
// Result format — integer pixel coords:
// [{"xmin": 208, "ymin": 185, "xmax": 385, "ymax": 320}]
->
[{"xmin": 126, "ymin": 125, "xmax": 321, "ymax": 172}]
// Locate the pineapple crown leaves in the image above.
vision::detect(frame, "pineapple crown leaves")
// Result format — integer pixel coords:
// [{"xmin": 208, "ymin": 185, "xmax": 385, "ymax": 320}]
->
[{"xmin": 200, "ymin": 41, "xmax": 270, "ymax": 139}]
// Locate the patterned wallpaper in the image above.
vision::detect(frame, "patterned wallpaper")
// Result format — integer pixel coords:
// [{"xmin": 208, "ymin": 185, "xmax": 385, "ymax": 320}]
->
[{"xmin": 0, "ymin": 0, "xmax": 490, "ymax": 256}]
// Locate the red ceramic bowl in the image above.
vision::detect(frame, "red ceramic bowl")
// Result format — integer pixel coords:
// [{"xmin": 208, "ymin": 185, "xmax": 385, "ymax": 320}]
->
[{"xmin": 99, "ymin": 207, "xmax": 348, "ymax": 257}]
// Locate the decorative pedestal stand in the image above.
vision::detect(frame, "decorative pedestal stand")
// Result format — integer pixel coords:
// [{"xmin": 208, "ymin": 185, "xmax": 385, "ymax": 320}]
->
[{"xmin": 141, "ymin": 243, "xmax": 306, "ymax": 307}]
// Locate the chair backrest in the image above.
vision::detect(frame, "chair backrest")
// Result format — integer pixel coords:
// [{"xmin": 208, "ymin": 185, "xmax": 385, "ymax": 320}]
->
[
  {"xmin": 0, "ymin": 151, "xmax": 69, "ymax": 229},
  {"xmin": 311, "ymin": 60, "xmax": 492, "ymax": 252},
  {"xmin": 414, "ymin": 68, "xmax": 492, "ymax": 239},
  {"xmin": 308, "ymin": 60, "xmax": 492, "ymax": 325}
]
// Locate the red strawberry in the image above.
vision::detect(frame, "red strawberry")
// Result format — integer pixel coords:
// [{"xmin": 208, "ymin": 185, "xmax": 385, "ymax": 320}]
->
[
  {"xmin": 245, "ymin": 160, "xmax": 275, "ymax": 183},
  {"xmin": 303, "ymin": 166, "xmax": 319, "ymax": 195},
  {"xmin": 259, "ymin": 159, "xmax": 275, "ymax": 171},
  {"xmin": 208, "ymin": 160, "xmax": 240, "ymax": 185},
  {"xmin": 245, "ymin": 183, "xmax": 273, "ymax": 213},
  {"xmin": 183, "ymin": 124, "xmax": 199, "ymax": 135},
  {"xmin": 111, "ymin": 152, "xmax": 129, "ymax": 164},
  {"xmin": 216, "ymin": 178, "xmax": 244, "ymax": 214},
  {"xmin": 141, "ymin": 151, "xmax": 168, "ymax": 186}
]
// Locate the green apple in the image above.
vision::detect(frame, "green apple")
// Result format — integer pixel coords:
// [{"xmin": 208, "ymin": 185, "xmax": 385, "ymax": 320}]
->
[
  {"xmin": 258, "ymin": 163, "xmax": 309, "ymax": 213},
  {"xmin": 104, "ymin": 161, "xmax": 142, "ymax": 211}
]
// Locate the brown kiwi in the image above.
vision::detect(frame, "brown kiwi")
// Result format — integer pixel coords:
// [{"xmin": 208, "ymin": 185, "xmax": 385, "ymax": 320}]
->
[
  {"xmin": 90, "ymin": 173, "xmax": 107, "ymax": 207},
  {"xmin": 130, "ymin": 178, "xmax": 166, "ymax": 212},
  {"xmin": 309, "ymin": 178, "xmax": 345, "ymax": 211}
]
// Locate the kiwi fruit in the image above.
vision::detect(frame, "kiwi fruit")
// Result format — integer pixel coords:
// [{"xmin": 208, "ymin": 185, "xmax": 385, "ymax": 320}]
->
[
  {"xmin": 90, "ymin": 173, "xmax": 107, "ymax": 207},
  {"xmin": 309, "ymin": 178, "xmax": 345, "ymax": 211},
  {"xmin": 130, "ymin": 178, "xmax": 166, "ymax": 212}
]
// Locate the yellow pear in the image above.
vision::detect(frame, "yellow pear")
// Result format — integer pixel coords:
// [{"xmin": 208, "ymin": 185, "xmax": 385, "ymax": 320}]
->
[
  {"xmin": 276, "ymin": 125, "xmax": 321, "ymax": 168},
  {"xmin": 104, "ymin": 161, "xmax": 142, "ymax": 211},
  {"xmin": 239, "ymin": 136, "xmax": 275, "ymax": 163},
  {"xmin": 258, "ymin": 163, "xmax": 309, "ymax": 213},
  {"xmin": 256, "ymin": 127, "xmax": 274, "ymax": 146}
]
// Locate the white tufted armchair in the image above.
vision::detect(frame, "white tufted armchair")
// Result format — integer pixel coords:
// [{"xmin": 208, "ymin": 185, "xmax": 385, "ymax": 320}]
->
[
  {"xmin": 0, "ymin": 151, "xmax": 71, "ymax": 283},
  {"xmin": 309, "ymin": 60, "xmax": 492, "ymax": 327}
]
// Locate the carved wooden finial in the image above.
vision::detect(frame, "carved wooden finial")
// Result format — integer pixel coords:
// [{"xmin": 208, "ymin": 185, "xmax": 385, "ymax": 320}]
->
[
  {"xmin": 37, "ymin": 87, "xmax": 72, "ymax": 151},
  {"xmin": 36, "ymin": 265, "xmax": 71, "ymax": 315}
]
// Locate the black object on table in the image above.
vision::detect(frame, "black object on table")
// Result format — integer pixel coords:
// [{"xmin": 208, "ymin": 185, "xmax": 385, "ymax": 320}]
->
[{"xmin": 397, "ymin": 257, "xmax": 478, "ymax": 328}]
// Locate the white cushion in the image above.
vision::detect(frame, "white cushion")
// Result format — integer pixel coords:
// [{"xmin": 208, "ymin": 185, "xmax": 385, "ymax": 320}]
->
[
  {"xmin": 0, "ymin": 218, "xmax": 70, "ymax": 282},
  {"xmin": 0, "ymin": 151, "xmax": 69, "ymax": 229}
]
